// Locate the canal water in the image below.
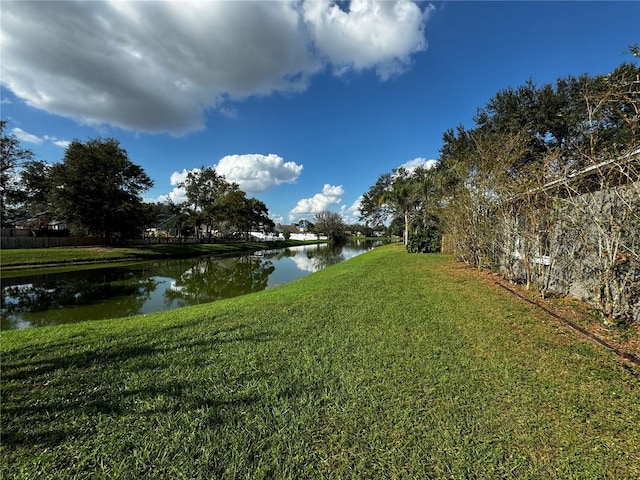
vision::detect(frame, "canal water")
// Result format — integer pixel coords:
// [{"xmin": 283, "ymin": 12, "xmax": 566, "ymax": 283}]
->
[{"xmin": 1, "ymin": 240, "xmax": 381, "ymax": 330}]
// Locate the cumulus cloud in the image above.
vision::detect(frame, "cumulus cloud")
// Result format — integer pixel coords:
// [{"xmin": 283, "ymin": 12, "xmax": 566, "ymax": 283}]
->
[
  {"xmin": 270, "ymin": 213, "xmax": 285, "ymax": 225},
  {"xmin": 52, "ymin": 139, "xmax": 71, "ymax": 149},
  {"xmin": 0, "ymin": 1, "xmax": 432, "ymax": 135},
  {"xmin": 303, "ymin": 0, "xmax": 434, "ymax": 79},
  {"xmin": 162, "ymin": 152, "xmax": 302, "ymax": 203},
  {"xmin": 340, "ymin": 195, "xmax": 363, "ymax": 224},
  {"xmin": 289, "ymin": 184, "xmax": 344, "ymax": 221},
  {"xmin": 399, "ymin": 157, "xmax": 438, "ymax": 172},
  {"xmin": 215, "ymin": 154, "xmax": 303, "ymax": 193},
  {"xmin": 161, "ymin": 168, "xmax": 199, "ymax": 204}
]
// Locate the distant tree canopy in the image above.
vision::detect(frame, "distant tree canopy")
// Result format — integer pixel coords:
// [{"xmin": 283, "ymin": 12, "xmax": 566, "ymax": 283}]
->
[{"xmin": 1, "ymin": 130, "xmax": 277, "ymax": 243}]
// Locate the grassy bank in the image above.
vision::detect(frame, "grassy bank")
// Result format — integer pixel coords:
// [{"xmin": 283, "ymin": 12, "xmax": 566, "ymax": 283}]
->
[
  {"xmin": 0, "ymin": 240, "xmax": 318, "ymax": 271},
  {"xmin": 2, "ymin": 244, "xmax": 639, "ymax": 478}
]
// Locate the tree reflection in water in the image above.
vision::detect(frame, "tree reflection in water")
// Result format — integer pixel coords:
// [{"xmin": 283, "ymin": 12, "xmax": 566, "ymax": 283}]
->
[
  {"xmin": 1, "ymin": 269, "xmax": 158, "ymax": 329},
  {"xmin": 163, "ymin": 255, "xmax": 275, "ymax": 307},
  {"xmin": 310, "ymin": 244, "xmax": 346, "ymax": 271}
]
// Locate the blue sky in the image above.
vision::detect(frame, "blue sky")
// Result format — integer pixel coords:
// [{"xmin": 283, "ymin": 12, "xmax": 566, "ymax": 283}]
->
[{"xmin": 2, "ymin": 1, "xmax": 638, "ymax": 225}]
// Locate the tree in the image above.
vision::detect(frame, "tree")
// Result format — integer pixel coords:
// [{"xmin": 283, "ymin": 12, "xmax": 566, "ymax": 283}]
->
[
  {"xmin": 51, "ymin": 138, "xmax": 153, "ymax": 242},
  {"xmin": 245, "ymin": 197, "xmax": 275, "ymax": 236},
  {"xmin": 314, "ymin": 210, "xmax": 346, "ymax": 243},
  {"xmin": 360, "ymin": 166, "xmax": 442, "ymax": 250},
  {"xmin": 179, "ymin": 166, "xmax": 236, "ymax": 241},
  {"xmin": 360, "ymin": 170, "xmax": 414, "ymax": 245},
  {"xmin": 405, "ymin": 166, "xmax": 444, "ymax": 253},
  {"xmin": 434, "ymin": 60, "xmax": 639, "ymax": 324},
  {"xmin": 178, "ymin": 166, "xmax": 274, "ymax": 241},
  {"xmin": 1, "ymin": 120, "xmax": 36, "ymax": 222},
  {"xmin": 217, "ymin": 191, "xmax": 273, "ymax": 239},
  {"xmin": 20, "ymin": 160, "xmax": 54, "ymax": 216}
]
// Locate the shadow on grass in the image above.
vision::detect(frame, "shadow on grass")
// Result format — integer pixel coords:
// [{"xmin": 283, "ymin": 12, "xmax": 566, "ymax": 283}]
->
[
  {"xmin": 1, "ymin": 322, "xmax": 282, "ymax": 449},
  {"xmin": 2, "ymin": 322, "xmax": 254, "ymax": 379}
]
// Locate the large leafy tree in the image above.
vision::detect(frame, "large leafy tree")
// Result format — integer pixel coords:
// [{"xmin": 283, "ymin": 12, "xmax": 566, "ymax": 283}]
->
[
  {"xmin": 242, "ymin": 197, "xmax": 274, "ymax": 237},
  {"xmin": 51, "ymin": 138, "xmax": 153, "ymax": 241},
  {"xmin": 359, "ymin": 172, "xmax": 395, "ymax": 229},
  {"xmin": 1, "ymin": 120, "xmax": 36, "ymax": 222},
  {"xmin": 360, "ymin": 170, "xmax": 415, "ymax": 245},
  {"xmin": 179, "ymin": 166, "xmax": 236, "ymax": 241},
  {"xmin": 217, "ymin": 191, "xmax": 274, "ymax": 239},
  {"xmin": 20, "ymin": 160, "xmax": 54, "ymax": 216},
  {"xmin": 179, "ymin": 166, "xmax": 275, "ymax": 241}
]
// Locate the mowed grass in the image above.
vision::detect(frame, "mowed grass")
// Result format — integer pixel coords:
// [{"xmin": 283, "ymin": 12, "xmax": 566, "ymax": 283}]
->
[{"xmin": 1, "ymin": 244, "xmax": 639, "ymax": 479}]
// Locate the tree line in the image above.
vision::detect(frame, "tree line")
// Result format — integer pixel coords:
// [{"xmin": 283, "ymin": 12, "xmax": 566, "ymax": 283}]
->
[
  {"xmin": 1, "ymin": 121, "xmax": 380, "ymax": 246},
  {"xmin": 0, "ymin": 126, "xmax": 274, "ymax": 243},
  {"xmin": 360, "ymin": 56, "xmax": 639, "ymax": 325}
]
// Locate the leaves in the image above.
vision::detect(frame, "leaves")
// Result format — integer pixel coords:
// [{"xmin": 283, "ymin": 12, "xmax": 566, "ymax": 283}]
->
[
  {"xmin": 52, "ymin": 138, "xmax": 153, "ymax": 240},
  {"xmin": 178, "ymin": 166, "xmax": 274, "ymax": 240}
]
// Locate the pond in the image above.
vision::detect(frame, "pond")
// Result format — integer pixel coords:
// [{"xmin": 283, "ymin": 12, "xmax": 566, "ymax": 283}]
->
[{"xmin": 1, "ymin": 240, "xmax": 382, "ymax": 330}]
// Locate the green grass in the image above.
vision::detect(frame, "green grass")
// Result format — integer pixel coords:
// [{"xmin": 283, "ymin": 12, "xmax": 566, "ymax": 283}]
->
[
  {"xmin": 2, "ymin": 244, "xmax": 639, "ymax": 479},
  {"xmin": 0, "ymin": 240, "xmax": 317, "ymax": 271}
]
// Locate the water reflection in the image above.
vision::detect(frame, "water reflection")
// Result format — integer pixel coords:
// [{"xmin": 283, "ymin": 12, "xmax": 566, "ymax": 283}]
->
[
  {"xmin": 1, "ymin": 240, "xmax": 381, "ymax": 330},
  {"xmin": 164, "ymin": 255, "xmax": 275, "ymax": 307}
]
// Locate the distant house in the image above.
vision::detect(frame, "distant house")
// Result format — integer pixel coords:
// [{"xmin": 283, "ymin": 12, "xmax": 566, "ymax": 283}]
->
[
  {"xmin": 275, "ymin": 224, "xmax": 327, "ymax": 241},
  {"xmin": 146, "ymin": 214, "xmax": 180, "ymax": 238},
  {"xmin": 48, "ymin": 220, "xmax": 67, "ymax": 231},
  {"xmin": 12, "ymin": 212, "xmax": 65, "ymax": 231}
]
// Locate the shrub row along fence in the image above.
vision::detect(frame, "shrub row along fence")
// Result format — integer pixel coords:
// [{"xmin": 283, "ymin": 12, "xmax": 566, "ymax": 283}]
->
[{"xmin": 444, "ymin": 154, "xmax": 639, "ymax": 326}]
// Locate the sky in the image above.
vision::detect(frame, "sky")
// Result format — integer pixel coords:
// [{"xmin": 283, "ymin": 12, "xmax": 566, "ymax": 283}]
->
[{"xmin": 1, "ymin": 1, "xmax": 638, "ymax": 225}]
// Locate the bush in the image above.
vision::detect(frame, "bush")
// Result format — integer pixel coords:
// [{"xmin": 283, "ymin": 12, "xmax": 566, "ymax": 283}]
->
[{"xmin": 407, "ymin": 229, "xmax": 441, "ymax": 253}]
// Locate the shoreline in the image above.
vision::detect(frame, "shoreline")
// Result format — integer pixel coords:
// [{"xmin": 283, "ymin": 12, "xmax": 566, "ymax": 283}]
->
[{"xmin": 0, "ymin": 239, "xmax": 328, "ymax": 273}]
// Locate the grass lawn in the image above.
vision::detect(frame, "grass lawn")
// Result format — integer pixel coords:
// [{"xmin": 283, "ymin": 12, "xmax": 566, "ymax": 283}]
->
[{"xmin": 2, "ymin": 244, "xmax": 639, "ymax": 479}]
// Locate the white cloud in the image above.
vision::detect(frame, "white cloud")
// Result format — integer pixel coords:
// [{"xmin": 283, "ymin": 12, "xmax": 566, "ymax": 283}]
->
[
  {"xmin": 215, "ymin": 154, "xmax": 303, "ymax": 193},
  {"xmin": 11, "ymin": 127, "xmax": 70, "ymax": 148},
  {"xmin": 162, "ymin": 153, "xmax": 302, "ymax": 204},
  {"xmin": 399, "ymin": 157, "xmax": 438, "ymax": 172},
  {"xmin": 0, "ymin": 1, "xmax": 432, "ymax": 135},
  {"xmin": 289, "ymin": 184, "xmax": 344, "ymax": 221},
  {"xmin": 340, "ymin": 195, "xmax": 363, "ymax": 224},
  {"xmin": 161, "ymin": 167, "xmax": 200, "ymax": 204},
  {"xmin": 11, "ymin": 127, "xmax": 43, "ymax": 145},
  {"xmin": 270, "ymin": 213, "xmax": 284, "ymax": 225},
  {"xmin": 51, "ymin": 139, "xmax": 71, "ymax": 149},
  {"xmin": 170, "ymin": 168, "xmax": 196, "ymax": 187},
  {"xmin": 163, "ymin": 151, "xmax": 303, "ymax": 204},
  {"xmin": 303, "ymin": 0, "xmax": 434, "ymax": 79}
]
